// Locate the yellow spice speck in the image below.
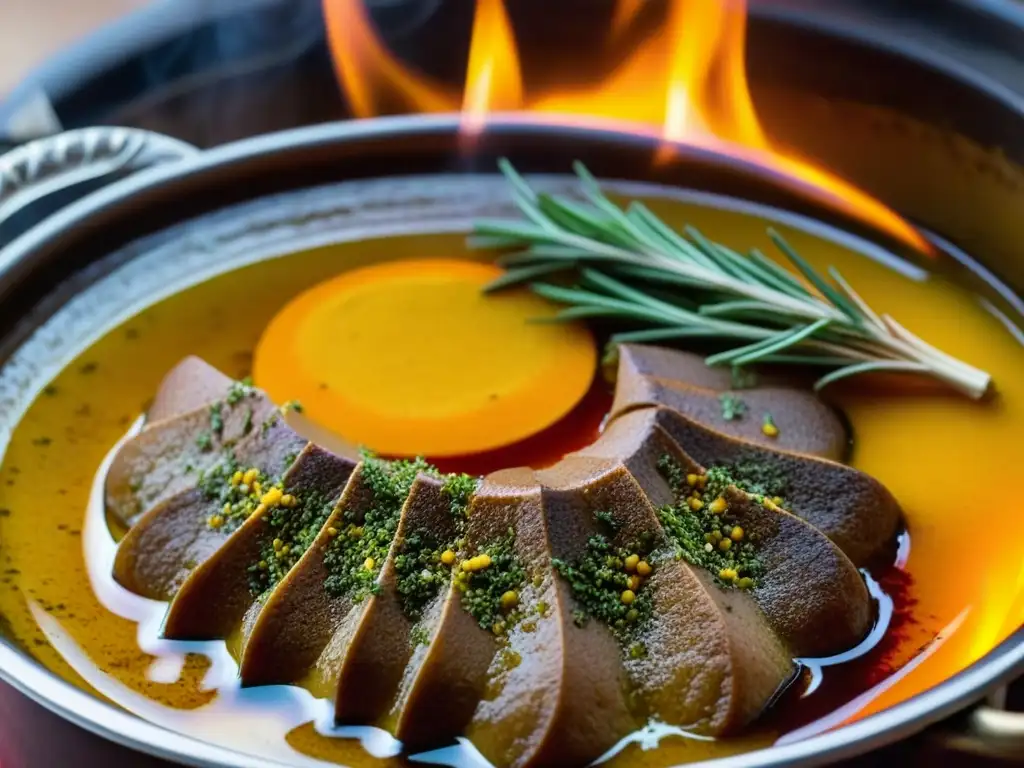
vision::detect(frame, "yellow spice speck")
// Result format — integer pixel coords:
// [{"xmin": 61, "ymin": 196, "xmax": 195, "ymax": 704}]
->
[
  {"xmin": 627, "ymin": 575, "xmax": 641, "ymax": 591},
  {"xmin": 708, "ymin": 497, "xmax": 728, "ymax": 515},
  {"xmin": 762, "ymin": 422, "xmax": 779, "ymax": 438},
  {"xmin": 719, "ymin": 568, "xmax": 738, "ymax": 581},
  {"xmin": 730, "ymin": 527, "xmax": 745, "ymax": 542},
  {"xmin": 621, "ymin": 589, "xmax": 636, "ymax": 605},
  {"xmin": 243, "ymin": 468, "xmax": 259, "ymax": 485},
  {"xmin": 719, "ymin": 538, "xmax": 732, "ymax": 551},
  {"xmin": 440, "ymin": 550, "xmax": 456, "ymax": 566},
  {"xmin": 261, "ymin": 487, "xmax": 283, "ymax": 507},
  {"xmin": 688, "ymin": 498, "xmax": 704, "ymax": 511},
  {"xmin": 230, "ymin": 471, "xmax": 243, "ymax": 487},
  {"xmin": 686, "ymin": 473, "xmax": 699, "ymax": 487},
  {"xmin": 636, "ymin": 560, "xmax": 652, "ymax": 576},
  {"xmin": 363, "ymin": 557, "xmax": 375, "ymax": 571},
  {"xmin": 624, "ymin": 554, "xmax": 640, "ymax": 572},
  {"xmin": 327, "ymin": 526, "xmax": 338, "ymax": 537},
  {"xmin": 500, "ymin": 590, "xmax": 519, "ymax": 610}
]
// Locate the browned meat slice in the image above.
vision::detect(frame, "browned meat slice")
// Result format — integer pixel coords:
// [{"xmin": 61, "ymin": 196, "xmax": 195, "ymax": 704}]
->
[
  {"xmin": 535, "ymin": 458, "xmax": 793, "ymax": 740},
  {"xmin": 106, "ymin": 388, "xmax": 279, "ymax": 526},
  {"xmin": 146, "ymin": 356, "xmax": 234, "ymax": 425},
  {"xmin": 637, "ymin": 406, "xmax": 900, "ymax": 567},
  {"xmin": 613, "ymin": 344, "xmax": 811, "ymax": 390},
  {"xmin": 239, "ymin": 462, "xmax": 377, "ymax": 688},
  {"xmin": 391, "ymin": 469, "xmax": 543, "ymax": 752},
  {"xmin": 160, "ymin": 444, "xmax": 355, "ymax": 640},
  {"xmin": 631, "ymin": 561, "xmax": 793, "ymax": 733},
  {"xmin": 112, "ymin": 413, "xmax": 307, "ymax": 600},
  {"xmin": 332, "ymin": 474, "xmax": 466, "ymax": 723},
  {"xmin": 582, "ymin": 408, "xmax": 872, "ymax": 655},
  {"xmin": 463, "ymin": 466, "xmax": 636, "ymax": 768},
  {"xmin": 611, "ymin": 364, "xmax": 848, "ymax": 460}
]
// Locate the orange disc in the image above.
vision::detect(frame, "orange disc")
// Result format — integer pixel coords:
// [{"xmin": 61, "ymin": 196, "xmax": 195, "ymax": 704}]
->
[{"xmin": 254, "ymin": 259, "xmax": 596, "ymax": 457}]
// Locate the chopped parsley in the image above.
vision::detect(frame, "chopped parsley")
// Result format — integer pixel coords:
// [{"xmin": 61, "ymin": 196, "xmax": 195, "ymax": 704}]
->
[
  {"xmin": 394, "ymin": 473, "xmax": 477, "ymax": 620},
  {"xmin": 226, "ymin": 378, "xmax": 255, "ymax": 406},
  {"xmin": 322, "ymin": 457, "xmax": 429, "ymax": 602},
  {"xmin": 456, "ymin": 532, "xmax": 526, "ymax": 635},
  {"xmin": 656, "ymin": 455, "xmax": 763, "ymax": 589},
  {"xmin": 717, "ymin": 457, "xmax": 789, "ymax": 501},
  {"xmin": 249, "ymin": 489, "xmax": 336, "ymax": 595},
  {"xmin": 718, "ymin": 392, "xmax": 747, "ymax": 421},
  {"xmin": 553, "ymin": 530, "xmax": 654, "ymax": 640}
]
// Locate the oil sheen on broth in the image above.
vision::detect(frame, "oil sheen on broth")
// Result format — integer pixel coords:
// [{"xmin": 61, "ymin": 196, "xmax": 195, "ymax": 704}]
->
[{"xmin": 0, "ymin": 197, "xmax": 1021, "ymax": 767}]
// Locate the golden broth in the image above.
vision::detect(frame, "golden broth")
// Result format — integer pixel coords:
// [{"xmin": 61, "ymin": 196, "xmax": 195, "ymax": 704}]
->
[{"xmin": 0, "ymin": 193, "xmax": 1021, "ymax": 766}]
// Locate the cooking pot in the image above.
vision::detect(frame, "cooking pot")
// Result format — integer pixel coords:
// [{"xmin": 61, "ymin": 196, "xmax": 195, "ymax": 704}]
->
[{"xmin": 0, "ymin": 3, "xmax": 1022, "ymax": 765}]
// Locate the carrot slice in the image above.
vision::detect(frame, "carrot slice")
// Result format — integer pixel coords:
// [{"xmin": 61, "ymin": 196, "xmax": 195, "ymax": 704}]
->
[{"xmin": 254, "ymin": 259, "xmax": 596, "ymax": 457}]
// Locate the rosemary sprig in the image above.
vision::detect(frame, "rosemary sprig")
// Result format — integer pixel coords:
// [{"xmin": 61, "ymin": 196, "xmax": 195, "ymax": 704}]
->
[{"xmin": 473, "ymin": 160, "xmax": 992, "ymax": 399}]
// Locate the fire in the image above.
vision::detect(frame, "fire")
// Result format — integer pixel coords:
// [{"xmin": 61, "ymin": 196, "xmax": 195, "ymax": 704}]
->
[{"xmin": 322, "ymin": 0, "xmax": 929, "ymax": 252}]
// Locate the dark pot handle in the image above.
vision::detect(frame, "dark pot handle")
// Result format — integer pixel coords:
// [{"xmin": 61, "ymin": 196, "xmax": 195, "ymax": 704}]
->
[{"xmin": 0, "ymin": 127, "xmax": 198, "ymax": 224}]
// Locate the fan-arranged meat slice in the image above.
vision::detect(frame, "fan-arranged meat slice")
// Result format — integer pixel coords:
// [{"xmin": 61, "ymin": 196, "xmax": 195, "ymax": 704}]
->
[
  {"xmin": 160, "ymin": 444, "xmax": 355, "ymax": 639},
  {"xmin": 106, "ymin": 380, "xmax": 280, "ymax": 526},
  {"xmin": 535, "ymin": 459, "xmax": 794, "ymax": 734},
  {"xmin": 584, "ymin": 408, "xmax": 872, "ymax": 656},
  {"xmin": 611, "ymin": 357, "xmax": 848, "ymax": 460},
  {"xmin": 634, "ymin": 405, "xmax": 900, "ymax": 567},
  {"xmin": 146, "ymin": 356, "xmax": 235, "ymax": 425},
  {"xmin": 112, "ymin": 407, "xmax": 308, "ymax": 599},
  {"xmin": 238, "ymin": 458, "xmax": 438, "ymax": 693},
  {"xmin": 391, "ymin": 468, "xmax": 547, "ymax": 753},
  {"xmin": 612, "ymin": 343, "xmax": 803, "ymax": 390},
  {"xmin": 108, "ymin": 347, "xmax": 904, "ymax": 768},
  {"xmin": 332, "ymin": 473, "xmax": 474, "ymax": 723}
]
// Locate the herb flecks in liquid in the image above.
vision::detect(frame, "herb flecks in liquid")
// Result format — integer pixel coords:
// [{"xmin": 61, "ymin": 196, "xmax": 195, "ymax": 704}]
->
[{"xmin": 656, "ymin": 456, "xmax": 763, "ymax": 589}]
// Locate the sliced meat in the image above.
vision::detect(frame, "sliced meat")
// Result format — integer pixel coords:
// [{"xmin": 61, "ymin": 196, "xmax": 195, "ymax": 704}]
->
[
  {"xmin": 161, "ymin": 445, "xmax": 355, "ymax": 640},
  {"xmin": 112, "ymin": 413, "xmax": 307, "ymax": 599},
  {"xmin": 720, "ymin": 487, "xmax": 871, "ymax": 656},
  {"xmin": 392, "ymin": 469, "xmax": 541, "ymax": 753},
  {"xmin": 106, "ymin": 389, "xmax": 279, "ymax": 526},
  {"xmin": 611, "ymin": 366, "xmax": 848, "ymax": 460},
  {"xmin": 146, "ymin": 356, "xmax": 235, "ymax": 425},
  {"xmin": 536, "ymin": 458, "xmax": 792, "ymax": 739},
  {"xmin": 639, "ymin": 406, "xmax": 901, "ymax": 567},
  {"xmin": 613, "ymin": 344, "xmax": 804, "ymax": 390},
  {"xmin": 584, "ymin": 408, "xmax": 872, "ymax": 656},
  {"xmin": 239, "ymin": 463, "xmax": 377, "ymax": 687},
  {"xmin": 332, "ymin": 474, "xmax": 464, "ymax": 723},
  {"xmin": 630, "ymin": 562, "xmax": 793, "ymax": 734}
]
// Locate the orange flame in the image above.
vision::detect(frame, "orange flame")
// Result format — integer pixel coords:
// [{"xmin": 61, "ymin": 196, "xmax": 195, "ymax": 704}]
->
[
  {"xmin": 322, "ymin": 0, "xmax": 929, "ymax": 252},
  {"xmin": 462, "ymin": 0, "xmax": 523, "ymax": 134}
]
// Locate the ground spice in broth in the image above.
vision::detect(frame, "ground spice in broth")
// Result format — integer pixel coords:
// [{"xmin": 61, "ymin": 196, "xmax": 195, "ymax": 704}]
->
[{"xmin": 0, "ymin": 199, "xmax": 1021, "ymax": 766}]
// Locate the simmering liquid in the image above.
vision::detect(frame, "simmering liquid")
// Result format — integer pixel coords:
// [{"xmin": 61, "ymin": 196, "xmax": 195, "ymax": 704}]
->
[{"xmin": 0, "ymin": 192, "xmax": 1021, "ymax": 766}]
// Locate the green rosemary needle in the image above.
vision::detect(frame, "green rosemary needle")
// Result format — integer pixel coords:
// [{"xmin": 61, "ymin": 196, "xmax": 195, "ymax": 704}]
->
[{"xmin": 472, "ymin": 160, "xmax": 992, "ymax": 399}]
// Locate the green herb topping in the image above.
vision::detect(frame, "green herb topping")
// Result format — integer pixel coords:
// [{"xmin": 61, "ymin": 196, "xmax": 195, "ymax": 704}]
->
[
  {"xmin": 199, "ymin": 461, "xmax": 280, "ymax": 534},
  {"xmin": 322, "ymin": 456, "xmax": 429, "ymax": 602},
  {"xmin": 716, "ymin": 457, "xmax": 789, "ymax": 501},
  {"xmin": 552, "ymin": 529, "xmax": 654, "ymax": 640},
  {"xmin": 393, "ymin": 473, "xmax": 477, "ymax": 620},
  {"xmin": 226, "ymin": 378, "xmax": 255, "ymax": 406},
  {"xmin": 248, "ymin": 489, "xmax": 336, "ymax": 595},
  {"xmin": 456, "ymin": 533, "xmax": 526, "ymax": 636},
  {"xmin": 718, "ymin": 392, "xmax": 747, "ymax": 421},
  {"xmin": 656, "ymin": 456, "xmax": 763, "ymax": 589}
]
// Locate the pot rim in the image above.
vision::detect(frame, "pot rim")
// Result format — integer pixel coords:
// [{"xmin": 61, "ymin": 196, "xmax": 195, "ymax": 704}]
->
[{"xmin": 0, "ymin": 114, "xmax": 1022, "ymax": 767}]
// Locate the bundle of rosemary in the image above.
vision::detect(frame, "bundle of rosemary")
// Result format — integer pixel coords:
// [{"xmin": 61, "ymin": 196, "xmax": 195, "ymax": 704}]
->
[{"xmin": 472, "ymin": 160, "xmax": 992, "ymax": 399}]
